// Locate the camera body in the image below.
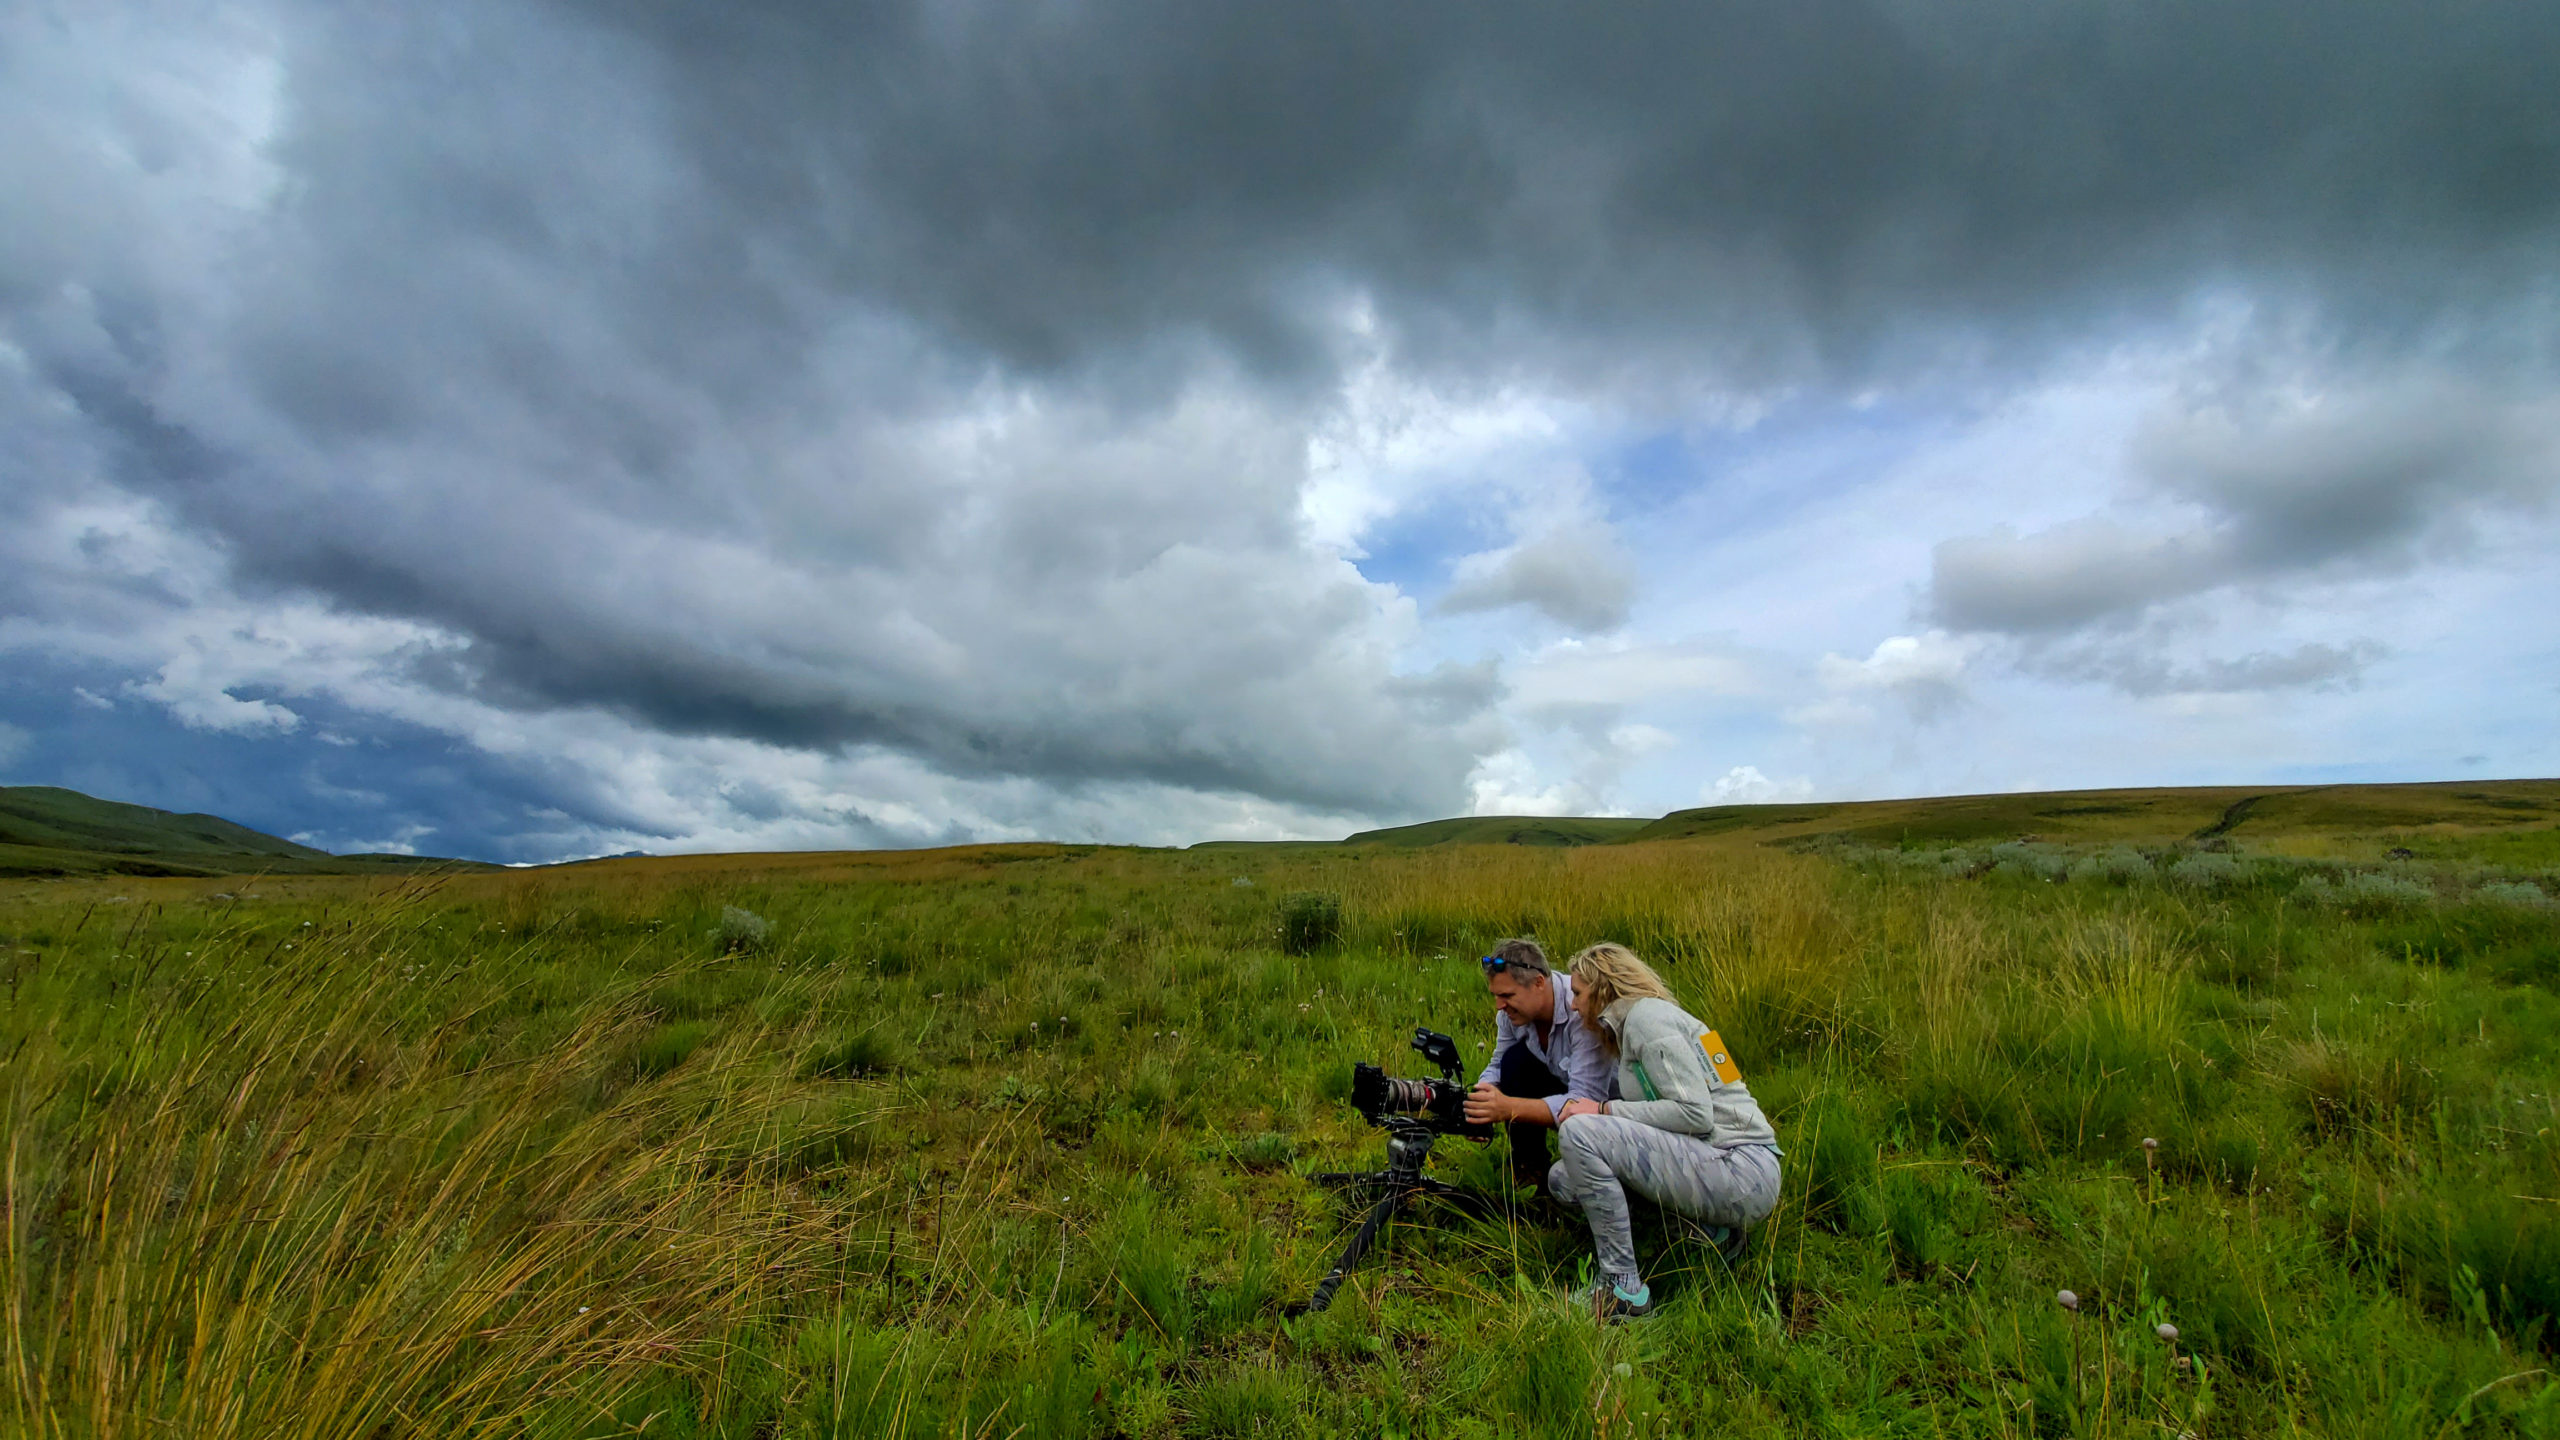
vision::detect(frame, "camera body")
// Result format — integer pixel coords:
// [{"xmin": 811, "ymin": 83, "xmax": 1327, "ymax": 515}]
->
[{"xmin": 1349, "ymin": 1027, "xmax": 1494, "ymax": 1139}]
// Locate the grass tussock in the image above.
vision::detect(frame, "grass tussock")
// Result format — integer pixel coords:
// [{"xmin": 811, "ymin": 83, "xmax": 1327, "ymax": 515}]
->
[{"xmin": 4, "ymin": 835, "xmax": 2560, "ymax": 1435}]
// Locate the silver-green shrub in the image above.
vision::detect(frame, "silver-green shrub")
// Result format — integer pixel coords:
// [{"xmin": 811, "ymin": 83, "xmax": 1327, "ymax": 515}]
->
[
  {"xmin": 2167, "ymin": 853, "xmax": 2248, "ymax": 890},
  {"xmin": 2475, "ymin": 881, "xmax": 2555, "ymax": 910},
  {"xmin": 2335, "ymin": 871, "xmax": 2432, "ymax": 909},
  {"xmin": 2069, "ymin": 847, "xmax": 2153, "ymax": 886},
  {"xmin": 1990, "ymin": 842, "xmax": 2072, "ymax": 882},
  {"xmin": 716, "ymin": 905, "xmax": 773, "ymax": 952}
]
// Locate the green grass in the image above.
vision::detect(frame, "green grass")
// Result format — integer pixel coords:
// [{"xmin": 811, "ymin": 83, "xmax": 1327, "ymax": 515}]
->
[{"xmin": 5, "ymin": 835, "xmax": 2560, "ymax": 1436}]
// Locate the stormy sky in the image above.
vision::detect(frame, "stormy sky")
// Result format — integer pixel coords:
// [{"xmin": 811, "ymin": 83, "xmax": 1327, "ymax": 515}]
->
[{"xmin": 3, "ymin": 1, "xmax": 2556, "ymax": 860}]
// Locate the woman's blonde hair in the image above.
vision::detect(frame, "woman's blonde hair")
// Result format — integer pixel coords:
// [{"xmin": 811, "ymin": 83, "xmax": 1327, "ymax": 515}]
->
[{"xmin": 1569, "ymin": 942, "xmax": 1677, "ymax": 1052}]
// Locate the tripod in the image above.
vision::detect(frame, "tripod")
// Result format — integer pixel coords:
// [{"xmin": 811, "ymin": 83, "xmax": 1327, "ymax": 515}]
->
[{"xmin": 1294, "ymin": 1118, "xmax": 1499, "ymax": 1314}]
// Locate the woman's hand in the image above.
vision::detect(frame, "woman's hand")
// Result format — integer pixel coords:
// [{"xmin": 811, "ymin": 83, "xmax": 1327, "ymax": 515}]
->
[{"xmin": 1557, "ymin": 1098, "xmax": 1607, "ymax": 1122}]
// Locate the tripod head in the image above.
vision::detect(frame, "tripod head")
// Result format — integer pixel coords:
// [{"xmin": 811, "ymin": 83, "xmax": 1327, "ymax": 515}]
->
[{"xmin": 1379, "ymin": 1116, "xmax": 1439, "ymax": 1182}]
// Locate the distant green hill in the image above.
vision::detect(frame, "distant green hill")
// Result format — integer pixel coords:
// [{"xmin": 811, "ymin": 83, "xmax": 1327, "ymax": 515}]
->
[
  {"xmin": 1341, "ymin": 815, "xmax": 1652, "ymax": 848},
  {"xmin": 1619, "ymin": 779, "xmax": 2560, "ymax": 860},
  {"xmin": 0, "ymin": 785, "xmax": 495, "ymax": 878},
  {"xmin": 1186, "ymin": 779, "xmax": 2560, "ymax": 860}
]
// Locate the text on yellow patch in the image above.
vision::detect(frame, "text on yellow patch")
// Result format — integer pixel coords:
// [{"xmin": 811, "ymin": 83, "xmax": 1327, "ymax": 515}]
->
[{"xmin": 1698, "ymin": 1029, "xmax": 1741, "ymax": 1084}]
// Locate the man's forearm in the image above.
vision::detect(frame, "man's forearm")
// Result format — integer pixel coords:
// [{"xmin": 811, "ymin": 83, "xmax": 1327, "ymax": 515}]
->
[{"xmin": 1509, "ymin": 1094, "xmax": 1561, "ymax": 1126}]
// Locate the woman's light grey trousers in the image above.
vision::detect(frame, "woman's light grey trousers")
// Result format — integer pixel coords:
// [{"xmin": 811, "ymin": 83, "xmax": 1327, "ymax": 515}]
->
[{"xmin": 1545, "ymin": 1114, "xmax": 1782, "ymax": 1291}]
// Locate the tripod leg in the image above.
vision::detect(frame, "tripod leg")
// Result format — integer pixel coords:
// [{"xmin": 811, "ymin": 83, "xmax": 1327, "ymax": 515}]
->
[
  {"xmin": 1410, "ymin": 1178, "xmax": 1502, "ymax": 1221},
  {"xmin": 1298, "ymin": 1183, "xmax": 1410, "ymax": 1314}
]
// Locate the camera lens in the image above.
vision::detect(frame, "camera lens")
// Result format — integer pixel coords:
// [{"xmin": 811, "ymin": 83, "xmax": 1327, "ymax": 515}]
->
[{"xmin": 1382, "ymin": 1076, "xmax": 1434, "ymax": 1112}]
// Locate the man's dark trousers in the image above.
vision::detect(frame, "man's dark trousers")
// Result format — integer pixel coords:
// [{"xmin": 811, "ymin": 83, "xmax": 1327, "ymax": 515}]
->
[{"xmin": 1493, "ymin": 1041, "xmax": 1567, "ymax": 1192}]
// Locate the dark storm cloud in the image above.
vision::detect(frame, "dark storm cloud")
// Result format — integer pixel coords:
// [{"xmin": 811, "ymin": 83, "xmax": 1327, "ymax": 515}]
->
[
  {"xmin": 1930, "ymin": 381, "xmax": 2558, "ymax": 635},
  {"xmin": 8, "ymin": 0, "xmax": 2560, "ymax": 829},
  {"xmin": 571, "ymin": 0, "xmax": 2560, "ymax": 386}
]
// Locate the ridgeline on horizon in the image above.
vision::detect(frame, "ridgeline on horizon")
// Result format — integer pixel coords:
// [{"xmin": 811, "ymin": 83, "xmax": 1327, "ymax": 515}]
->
[{"xmin": 7, "ymin": 777, "xmax": 2555, "ymax": 880}]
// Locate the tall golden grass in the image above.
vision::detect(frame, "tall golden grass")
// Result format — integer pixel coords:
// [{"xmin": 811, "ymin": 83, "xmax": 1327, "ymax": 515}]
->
[{"xmin": 2, "ymin": 888, "xmax": 872, "ymax": 1438}]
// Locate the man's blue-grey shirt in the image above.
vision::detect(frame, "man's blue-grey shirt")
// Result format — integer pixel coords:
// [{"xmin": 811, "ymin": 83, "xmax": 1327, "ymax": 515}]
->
[{"xmin": 1474, "ymin": 971, "xmax": 1614, "ymax": 1120}]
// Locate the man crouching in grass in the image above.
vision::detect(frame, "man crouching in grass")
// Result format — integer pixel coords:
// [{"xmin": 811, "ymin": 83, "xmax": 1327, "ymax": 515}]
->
[{"xmin": 1461, "ymin": 938, "xmax": 1614, "ymax": 1195}]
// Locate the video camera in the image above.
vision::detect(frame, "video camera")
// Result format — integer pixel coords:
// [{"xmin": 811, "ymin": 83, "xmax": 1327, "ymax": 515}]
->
[{"xmin": 1348, "ymin": 1028, "xmax": 1494, "ymax": 1140}]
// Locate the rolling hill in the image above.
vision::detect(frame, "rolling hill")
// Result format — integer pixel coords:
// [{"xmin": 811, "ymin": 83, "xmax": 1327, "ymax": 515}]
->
[
  {"xmin": 1339, "ymin": 815, "xmax": 1652, "ymax": 848},
  {"xmin": 0, "ymin": 786, "xmax": 496, "ymax": 878},
  {"xmin": 1227, "ymin": 778, "xmax": 2560, "ymax": 862},
  {"xmin": 12, "ymin": 777, "xmax": 2555, "ymax": 879},
  {"xmin": 1620, "ymin": 778, "xmax": 2560, "ymax": 859}
]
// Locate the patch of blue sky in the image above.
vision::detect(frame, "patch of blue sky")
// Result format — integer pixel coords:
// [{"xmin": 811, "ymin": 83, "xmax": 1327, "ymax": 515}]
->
[
  {"xmin": 1345, "ymin": 488, "xmax": 1506, "ymax": 600},
  {"xmin": 2267, "ymin": 756, "xmax": 2549, "ymax": 787},
  {"xmin": 0, "ymin": 655, "xmax": 619, "ymax": 863},
  {"xmin": 1591, "ymin": 393, "xmax": 1964, "ymax": 536}
]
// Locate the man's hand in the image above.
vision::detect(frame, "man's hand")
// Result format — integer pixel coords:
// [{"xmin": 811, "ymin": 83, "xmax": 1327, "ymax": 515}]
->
[
  {"xmin": 1463, "ymin": 1082, "xmax": 1517, "ymax": 1126},
  {"xmin": 1557, "ymin": 1098, "xmax": 1606, "ymax": 1122}
]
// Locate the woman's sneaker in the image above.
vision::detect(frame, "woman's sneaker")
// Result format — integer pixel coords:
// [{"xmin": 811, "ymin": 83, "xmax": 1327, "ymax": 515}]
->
[
  {"xmin": 1571, "ymin": 1278, "xmax": 1653, "ymax": 1323},
  {"xmin": 1701, "ymin": 1224, "xmax": 1750, "ymax": 1266}
]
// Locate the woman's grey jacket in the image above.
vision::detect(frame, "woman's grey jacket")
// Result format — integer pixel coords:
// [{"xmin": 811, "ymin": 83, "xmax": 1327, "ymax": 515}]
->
[{"xmin": 1595, "ymin": 995, "xmax": 1780, "ymax": 1150}]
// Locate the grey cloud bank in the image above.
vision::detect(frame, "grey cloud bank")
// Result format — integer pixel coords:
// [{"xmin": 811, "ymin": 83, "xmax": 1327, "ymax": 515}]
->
[
  {"xmin": 3, "ymin": 1, "xmax": 2557, "ymax": 853},
  {"xmin": 1926, "ymin": 380, "xmax": 2556, "ymax": 699},
  {"xmin": 1437, "ymin": 524, "xmax": 1635, "ymax": 633},
  {"xmin": 1934, "ymin": 382, "xmax": 2558, "ymax": 637}
]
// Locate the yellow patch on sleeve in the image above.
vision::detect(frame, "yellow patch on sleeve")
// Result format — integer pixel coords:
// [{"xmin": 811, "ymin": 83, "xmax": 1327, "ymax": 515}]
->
[{"xmin": 1698, "ymin": 1030, "xmax": 1741, "ymax": 1084}]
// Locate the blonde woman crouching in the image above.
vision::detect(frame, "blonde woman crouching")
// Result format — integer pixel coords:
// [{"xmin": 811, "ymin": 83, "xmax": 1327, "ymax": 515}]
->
[{"xmin": 1551, "ymin": 942, "xmax": 1783, "ymax": 1322}]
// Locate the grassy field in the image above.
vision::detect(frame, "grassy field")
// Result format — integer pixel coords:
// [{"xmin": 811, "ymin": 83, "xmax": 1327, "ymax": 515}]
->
[{"xmin": 5, "ymin": 812, "xmax": 2560, "ymax": 1436}]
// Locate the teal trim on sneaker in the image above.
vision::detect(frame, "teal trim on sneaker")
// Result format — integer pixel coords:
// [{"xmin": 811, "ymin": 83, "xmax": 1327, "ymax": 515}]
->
[{"xmin": 1572, "ymin": 1278, "xmax": 1654, "ymax": 1322}]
